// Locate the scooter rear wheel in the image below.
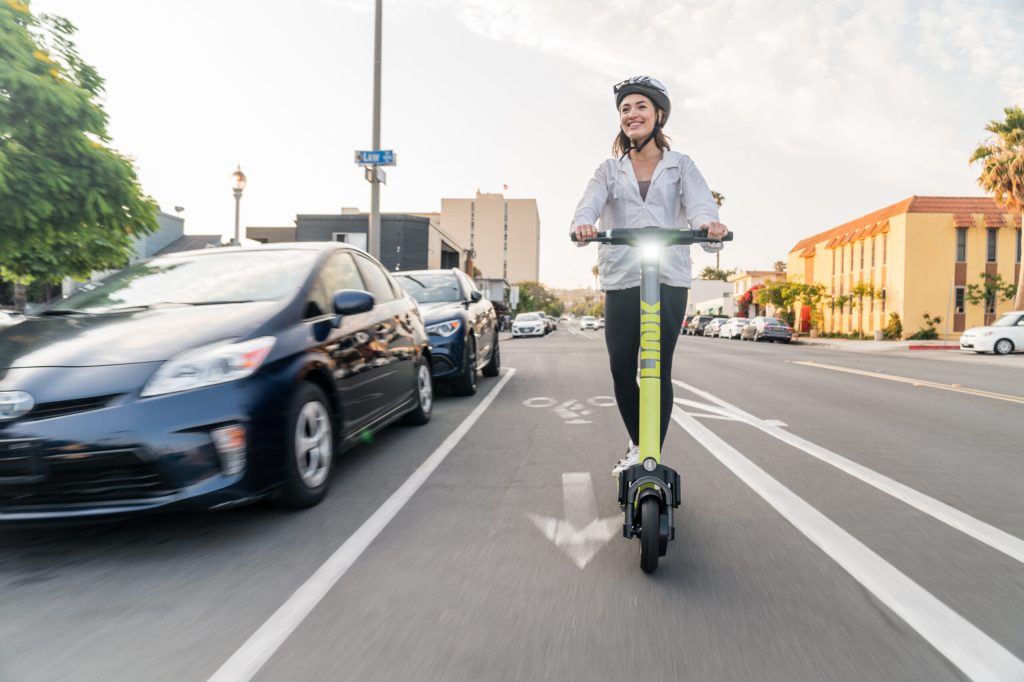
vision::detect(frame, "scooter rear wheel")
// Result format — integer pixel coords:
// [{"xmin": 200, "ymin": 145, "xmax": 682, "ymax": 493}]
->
[{"xmin": 639, "ymin": 497, "xmax": 660, "ymax": 573}]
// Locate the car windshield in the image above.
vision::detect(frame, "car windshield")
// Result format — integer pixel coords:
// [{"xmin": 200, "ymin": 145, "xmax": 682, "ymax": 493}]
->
[
  {"xmin": 395, "ymin": 273, "xmax": 462, "ymax": 303},
  {"xmin": 516, "ymin": 313, "xmax": 541, "ymax": 322},
  {"xmin": 763, "ymin": 318, "xmax": 782, "ymax": 324},
  {"xmin": 992, "ymin": 313, "xmax": 1023, "ymax": 327},
  {"xmin": 48, "ymin": 249, "xmax": 320, "ymax": 313}
]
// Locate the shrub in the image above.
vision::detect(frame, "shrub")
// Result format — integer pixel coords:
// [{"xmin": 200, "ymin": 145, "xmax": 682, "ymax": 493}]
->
[
  {"xmin": 883, "ymin": 312, "xmax": 902, "ymax": 340},
  {"xmin": 907, "ymin": 312, "xmax": 941, "ymax": 340}
]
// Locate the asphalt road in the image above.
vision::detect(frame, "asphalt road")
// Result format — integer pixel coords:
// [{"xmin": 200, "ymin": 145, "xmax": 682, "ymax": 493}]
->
[{"xmin": 2, "ymin": 327, "xmax": 1023, "ymax": 681}]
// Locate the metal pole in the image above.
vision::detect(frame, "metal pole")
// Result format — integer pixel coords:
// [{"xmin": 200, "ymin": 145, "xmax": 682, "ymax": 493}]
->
[
  {"xmin": 368, "ymin": 0, "xmax": 383, "ymax": 259},
  {"xmin": 233, "ymin": 189, "xmax": 241, "ymax": 245}
]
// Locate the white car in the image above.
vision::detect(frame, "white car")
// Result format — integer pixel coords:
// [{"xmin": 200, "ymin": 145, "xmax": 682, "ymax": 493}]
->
[
  {"xmin": 718, "ymin": 317, "xmax": 749, "ymax": 340},
  {"xmin": 580, "ymin": 315, "xmax": 597, "ymax": 331},
  {"xmin": 512, "ymin": 312, "xmax": 546, "ymax": 337},
  {"xmin": 959, "ymin": 311, "xmax": 1024, "ymax": 355}
]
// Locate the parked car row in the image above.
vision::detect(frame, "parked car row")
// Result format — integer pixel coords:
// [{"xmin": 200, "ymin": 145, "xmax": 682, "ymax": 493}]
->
[
  {"xmin": 0, "ymin": 247, "xmax": 519, "ymax": 523},
  {"xmin": 683, "ymin": 314, "xmax": 794, "ymax": 343}
]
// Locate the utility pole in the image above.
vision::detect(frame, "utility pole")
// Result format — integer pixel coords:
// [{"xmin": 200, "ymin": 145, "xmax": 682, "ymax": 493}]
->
[{"xmin": 368, "ymin": 0, "xmax": 383, "ymax": 259}]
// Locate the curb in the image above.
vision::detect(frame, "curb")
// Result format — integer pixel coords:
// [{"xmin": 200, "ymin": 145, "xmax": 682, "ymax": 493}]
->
[{"xmin": 907, "ymin": 344, "xmax": 960, "ymax": 351}]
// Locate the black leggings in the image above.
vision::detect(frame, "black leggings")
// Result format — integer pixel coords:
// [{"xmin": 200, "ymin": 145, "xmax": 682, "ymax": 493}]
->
[{"xmin": 603, "ymin": 285, "xmax": 688, "ymax": 448}]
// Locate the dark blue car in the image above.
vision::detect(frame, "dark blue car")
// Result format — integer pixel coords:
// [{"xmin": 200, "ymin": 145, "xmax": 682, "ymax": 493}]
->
[
  {"xmin": 0, "ymin": 243, "xmax": 433, "ymax": 521},
  {"xmin": 393, "ymin": 269, "xmax": 499, "ymax": 396}
]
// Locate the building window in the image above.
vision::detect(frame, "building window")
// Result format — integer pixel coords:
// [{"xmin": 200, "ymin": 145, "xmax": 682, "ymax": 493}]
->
[
  {"xmin": 871, "ymin": 237, "xmax": 876, "ymax": 267},
  {"xmin": 832, "ymin": 249, "xmax": 836, "ymax": 275},
  {"xmin": 850, "ymin": 245, "xmax": 854, "ymax": 271},
  {"xmin": 1017, "ymin": 227, "xmax": 1021, "ymax": 264},
  {"xmin": 859, "ymin": 242, "xmax": 864, "ymax": 269},
  {"xmin": 880, "ymin": 288, "xmax": 886, "ymax": 314},
  {"xmin": 332, "ymin": 232, "xmax": 368, "ymax": 250},
  {"xmin": 883, "ymin": 235, "xmax": 888, "ymax": 265},
  {"xmin": 987, "ymin": 228, "xmax": 997, "ymax": 262},
  {"xmin": 503, "ymin": 202, "xmax": 509, "ymax": 280},
  {"xmin": 954, "ymin": 286, "xmax": 965, "ymax": 314},
  {"xmin": 956, "ymin": 227, "xmax": 967, "ymax": 262},
  {"xmin": 840, "ymin": 247, "xmax": 844, "ymax": 273}
]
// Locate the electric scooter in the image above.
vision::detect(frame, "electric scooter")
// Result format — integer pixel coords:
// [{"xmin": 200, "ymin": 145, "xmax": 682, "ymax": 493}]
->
[{"xmin": 573, "ymin": 227, "xmax": 733, "ymax": 573}]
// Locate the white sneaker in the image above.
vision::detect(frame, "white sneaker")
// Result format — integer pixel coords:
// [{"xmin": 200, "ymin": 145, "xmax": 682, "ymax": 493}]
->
[{"xmin": 612, "ymin": 442, "xmax": 640, "ymax": 477}]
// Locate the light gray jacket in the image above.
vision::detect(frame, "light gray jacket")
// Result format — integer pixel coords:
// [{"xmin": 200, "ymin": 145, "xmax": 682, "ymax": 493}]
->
[{"xmin": 571, "ymin": 150, "xmax": 722, "ymax": 290}]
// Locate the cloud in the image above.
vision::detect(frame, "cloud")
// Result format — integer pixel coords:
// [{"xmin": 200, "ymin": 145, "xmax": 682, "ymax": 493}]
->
[{"xmin": 423, "ymin": 0, "xmax": 1024, "ymax": 181}]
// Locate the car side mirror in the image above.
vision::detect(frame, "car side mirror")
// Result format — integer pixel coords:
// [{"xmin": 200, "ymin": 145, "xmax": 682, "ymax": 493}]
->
[
  {"xmin": 331, "ymin": 289, "xmax": 374, "ymax": 328},
  {"xmin": 470, "ymin": 290, "xmax": 482, "ymax": 302}
]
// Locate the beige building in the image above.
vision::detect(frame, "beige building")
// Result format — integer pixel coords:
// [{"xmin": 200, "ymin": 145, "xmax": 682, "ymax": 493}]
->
[
  {"xmin": 727, "ymin": 270, "xmax": 786, "ymax": 317},
  {"xmin": 440, "ymin": 191, "xmax": 540, "ymax": 283}
]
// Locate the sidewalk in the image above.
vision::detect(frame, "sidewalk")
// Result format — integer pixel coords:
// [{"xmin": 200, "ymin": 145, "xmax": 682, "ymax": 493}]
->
[{"xmin": 791, "ymin": 336, "xmax": 960, "ymax": 353}]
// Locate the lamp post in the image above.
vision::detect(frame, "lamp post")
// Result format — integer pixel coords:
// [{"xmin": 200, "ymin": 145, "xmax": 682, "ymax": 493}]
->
[{"xmin": 231, "ymin": 165, "xmax": 247, "ymax": 245}]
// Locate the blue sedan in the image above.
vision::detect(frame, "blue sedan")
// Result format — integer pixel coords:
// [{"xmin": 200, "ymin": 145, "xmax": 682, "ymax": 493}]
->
[
  {"xmin": 393, "ymin": 269, "xmax": 500, "ymax": 396},
  {"xmin": 0, "ymin": 243, "xmax": 433, "ymax": 521}
]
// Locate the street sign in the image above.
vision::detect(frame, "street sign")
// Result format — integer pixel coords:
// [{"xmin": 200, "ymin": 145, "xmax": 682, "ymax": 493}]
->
[
  {"xmin": 364, "ymin": 166, "xmax": 386, "ymax": 185},
  {"xmin": 354, "ymin": 149, "xmax": 396, "ymax": 166}
]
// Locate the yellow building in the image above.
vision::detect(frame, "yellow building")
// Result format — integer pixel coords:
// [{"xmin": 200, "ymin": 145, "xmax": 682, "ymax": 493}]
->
[{"xmin": 787, "ymin": 197, "xmax": 1022, "ymax": 339}]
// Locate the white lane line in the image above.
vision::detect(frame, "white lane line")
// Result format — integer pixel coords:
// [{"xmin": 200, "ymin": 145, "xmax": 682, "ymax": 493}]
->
[
  {"xmin": 793, "ymin": 360, "xmax": 1024, "ymax": 405},
  {"xmin": 208, "ymin": 368, "xmax": 517, "ymax": 682},
  {"xmin": 671, "ymin": 407, "xmax": 1024, "ymax": 682},
  {"xmin": 673, "ymin": 380, "xmax": 1024, "ymax": 566}
]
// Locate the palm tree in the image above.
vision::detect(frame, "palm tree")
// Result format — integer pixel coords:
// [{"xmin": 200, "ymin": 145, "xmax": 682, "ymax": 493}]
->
[
  {"xmin": 591, "ymin": 264, "xmax": 599, "ymax": 290},
  {"xmin": 970, "ymin": 106, "xmax": 1024, "ymax": 310}
]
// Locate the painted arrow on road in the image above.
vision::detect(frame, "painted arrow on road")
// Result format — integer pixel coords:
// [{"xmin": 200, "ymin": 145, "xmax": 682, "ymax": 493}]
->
[{"xmin": 528, "ymin": 472, "xmax": 620, "ymax": 569}]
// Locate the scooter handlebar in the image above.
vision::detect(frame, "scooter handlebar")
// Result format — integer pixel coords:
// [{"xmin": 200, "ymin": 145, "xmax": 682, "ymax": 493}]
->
[{"xmin": 571, "ymin": 226, "xmax": 733, "ymax": 246}]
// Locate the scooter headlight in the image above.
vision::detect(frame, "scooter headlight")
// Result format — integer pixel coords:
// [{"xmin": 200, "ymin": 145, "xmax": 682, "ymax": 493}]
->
[{"xmin": 641, "ymin": 242, "xmax": 660, "ymax": 263}]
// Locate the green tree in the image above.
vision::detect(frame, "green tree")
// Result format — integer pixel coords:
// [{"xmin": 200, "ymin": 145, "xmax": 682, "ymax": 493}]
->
[
  {"xmin": 773, "ymin": 260, "xmax": 787, "ymax": 273},
  {"xmin": 514, "ymin": 281, "xmax": 563, "ymax": 317},
  {"xmin": 970, "ymin": 106, "xmax": 1024, "ymax": 310},
  {"xmin": 0, "ymin": 1, "xmax": 158, "ymax": 310},
  {"xmin": 850, "ymin": 281, "xmax": 880, "ymax": 337},
  {"xmin": 591, "ymin": 264, "xmax": 599, "ymax": 290},
  {"xmin": 964, "ymin": 272, "xmax": 1016, "ymax": 317}
]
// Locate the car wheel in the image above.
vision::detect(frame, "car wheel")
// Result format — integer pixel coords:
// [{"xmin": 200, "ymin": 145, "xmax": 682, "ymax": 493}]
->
[
  {"xmin": 994, "ymin": 338, "xmax": 1015, "ymax": 355},
  {"xmin": 451, "ymin": 335, "xmax": 478, "ymax": 396},
  {"xmin": 275, "ymin": 382, "xmax": 334, "ymax": 509},
  {"xmin": 402, "ymin": 359, "xmax": 434, "ymax": 425},
  {"xmin": 482, "ymin": 333, "xmax": 501, "ymax": 377}
]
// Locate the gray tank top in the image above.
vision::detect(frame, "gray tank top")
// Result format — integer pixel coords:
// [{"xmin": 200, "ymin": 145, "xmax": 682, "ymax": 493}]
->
[{"xmin": 638, "ymin": 180, "xmax": 651, "ymax": 201}]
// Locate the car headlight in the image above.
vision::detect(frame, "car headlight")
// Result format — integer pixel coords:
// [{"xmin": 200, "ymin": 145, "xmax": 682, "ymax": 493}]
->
[
  {"xmin": 425, "ymin": 319, "xmax": 462, "ymax": 337},
  {"xmin": 141, "ymin": 336, "xmax": 276, "ymax": 397},
  {"xmin": 979, "ymin": 330, "xmax": 994, "ymax": 336}
]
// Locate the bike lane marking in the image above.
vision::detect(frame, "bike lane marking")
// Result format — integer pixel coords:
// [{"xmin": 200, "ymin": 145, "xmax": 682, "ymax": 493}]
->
[
  {"xmin": 208, "ymin": 368, "xmax": 517, "ymax": 682},
  {"xmin": 673, "ymin": 379, "xmax": 1024, "ymax": 566},
  {"xmin": 671, "ymin": 405, "xmax": 1024, "ymax": 682}
]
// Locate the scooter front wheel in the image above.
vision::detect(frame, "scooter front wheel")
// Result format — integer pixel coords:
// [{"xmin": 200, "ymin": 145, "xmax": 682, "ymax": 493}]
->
[{"xmin": 639, "ymin": 497, "xmax": 660, "ymax": 573}]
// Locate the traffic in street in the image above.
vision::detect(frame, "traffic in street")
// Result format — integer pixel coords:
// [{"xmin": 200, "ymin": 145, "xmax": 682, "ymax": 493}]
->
[{"xmin": 2, "ymin": 327, "xmax": 1023, "ymax": 681}]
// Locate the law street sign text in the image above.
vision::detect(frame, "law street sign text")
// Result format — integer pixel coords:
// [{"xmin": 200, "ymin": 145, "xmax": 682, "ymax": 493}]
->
[{"xmin": 354, "ymin": 149, "xmax": 396, "ymax": 166}]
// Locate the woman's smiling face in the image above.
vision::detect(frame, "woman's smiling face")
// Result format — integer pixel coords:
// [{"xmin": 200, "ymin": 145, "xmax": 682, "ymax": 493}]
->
[{"xmin": 619, "ymin": 93, "xmax": 659, "ymax": 143}]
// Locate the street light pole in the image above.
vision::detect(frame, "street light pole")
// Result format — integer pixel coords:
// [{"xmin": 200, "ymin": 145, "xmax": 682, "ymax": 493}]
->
[
  {"xmin": 368, "ymin": 0, "xmax": 383, "ymax": 259},
  {"xmin": 231, "ymin": 165, "xmax": 247, "ymax": 246}
]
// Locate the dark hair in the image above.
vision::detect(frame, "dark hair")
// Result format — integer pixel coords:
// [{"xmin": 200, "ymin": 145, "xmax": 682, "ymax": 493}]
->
[{"xmin": 613, "ymin": 128, "xmax": 671, "ymax": 157}]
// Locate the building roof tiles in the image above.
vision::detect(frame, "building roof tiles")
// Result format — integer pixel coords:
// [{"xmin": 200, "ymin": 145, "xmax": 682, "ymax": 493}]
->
[{"xmin": 789, "ymin": 196, "xmax": 1020, "ymax": 254}]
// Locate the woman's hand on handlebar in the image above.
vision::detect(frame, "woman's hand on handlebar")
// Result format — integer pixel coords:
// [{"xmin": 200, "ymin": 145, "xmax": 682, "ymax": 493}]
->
[
  {"xmin": 573, "ymin": 224, "xmax": 597, "ymax": 246},
  {"xmin": 700, "ymin": 221, "xmax": 729, "ymax": 240}
]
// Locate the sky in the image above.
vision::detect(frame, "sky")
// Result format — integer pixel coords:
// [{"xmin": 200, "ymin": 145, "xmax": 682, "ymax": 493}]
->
[{"xmin": 27, "ymin": 0, "xmax": 1024, "ymax": 290}]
